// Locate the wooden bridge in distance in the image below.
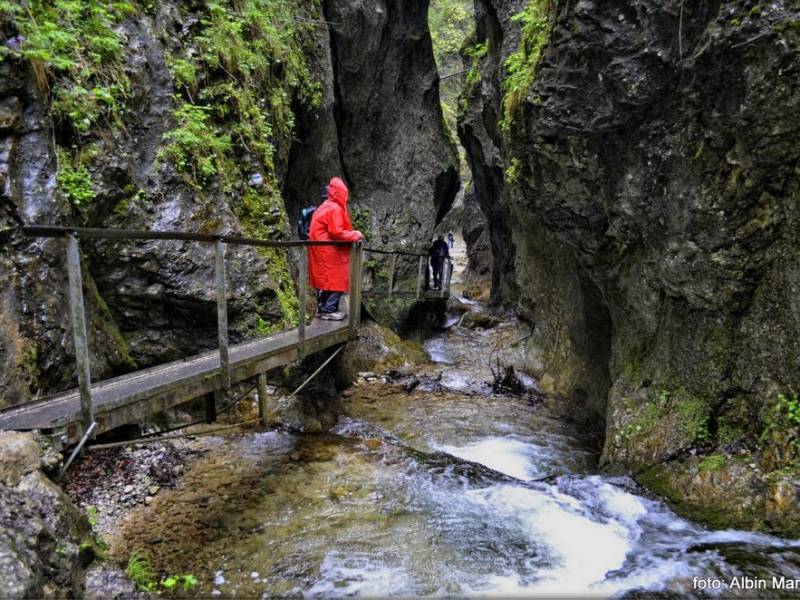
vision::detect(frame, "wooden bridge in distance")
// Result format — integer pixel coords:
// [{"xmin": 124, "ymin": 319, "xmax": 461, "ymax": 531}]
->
[{"xmin": 0, "ymin": 226, "xmax": 452, "ymax": 447}]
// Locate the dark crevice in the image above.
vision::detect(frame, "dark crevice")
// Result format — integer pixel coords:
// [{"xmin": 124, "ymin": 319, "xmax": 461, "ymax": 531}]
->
[{"xmin": 322, "ymin": 1, "xmax": 353, "ymax": 191}]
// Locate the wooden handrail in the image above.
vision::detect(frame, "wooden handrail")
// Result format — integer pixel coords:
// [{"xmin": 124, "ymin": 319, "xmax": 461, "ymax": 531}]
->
[
  {"xmin": 364, "ymin": 246, "xmax": 428, "ymax": 258},
  {"xmin": 19, "ymin": 226, "xmax": 354, "ymax": 247}
]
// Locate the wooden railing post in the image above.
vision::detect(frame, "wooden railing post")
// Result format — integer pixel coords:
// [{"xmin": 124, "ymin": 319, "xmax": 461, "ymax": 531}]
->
[
  {"xmin": 440, "ymin": 258, "xmax": 449, "ymax": 298},
  {"xmin": 66, "ymin": 234, "xmax": 94, "ymax": 432},
  {"xmin": 388, "ymin": 253, "xmax": 397, "ymax": 298},
  {"xmin": 348, "ymin": 242, "xmax": 363, "ymax": 334},
  {"xmin": 416, "ymin": 255, "xmax": 424, "ymax": 299},
  {"xmin": 215, "ymin": 239, "xmax": 230, "ymax": 389},
  {"xmin": 298, "ymin": 245, "xmax": 307, "ymax": 349},
  {"xmin": 348, "ymin": 243, "xmax": 357, "ymax": 333}
]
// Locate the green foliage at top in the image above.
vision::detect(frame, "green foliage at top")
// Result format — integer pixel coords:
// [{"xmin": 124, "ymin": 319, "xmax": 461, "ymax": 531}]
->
[
  {"xmin": 457, "ymin": 38, "xmax": 488, "ymax": 117},
  {"xmin": 501, "ymin": 0, "xmax": 555, "ymax": 130},
  {"xmin": 429, "ymin": 0, "xmax": 474, "ymax": 70},
  {"xmin": 428, "ymin": 0, "xmax": 473, "ymax": 139},
  {"xmin": 161, "ymin": 0, "xmax": 322, "ymax": 188},
  {"xmin": 0, "ymin": 0, "xmax": 133, "ymax": 133}
]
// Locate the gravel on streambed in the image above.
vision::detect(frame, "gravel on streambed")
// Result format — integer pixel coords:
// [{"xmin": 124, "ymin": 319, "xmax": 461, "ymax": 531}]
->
[{"xmin": 61, "ymin": 439, "xmax": 205, "ymax": 536}]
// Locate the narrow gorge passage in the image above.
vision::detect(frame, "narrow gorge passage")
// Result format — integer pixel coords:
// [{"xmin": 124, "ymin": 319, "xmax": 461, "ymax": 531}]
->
[{"xmin": 1, "ymin": 0, "xmax": 799, "ymax": 597}]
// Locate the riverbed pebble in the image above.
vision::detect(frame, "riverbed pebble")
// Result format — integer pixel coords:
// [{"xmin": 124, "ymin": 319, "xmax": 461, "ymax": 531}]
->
[{"xmin": 60, "ymin": 440, "xmax": 200, "ymax": 535}]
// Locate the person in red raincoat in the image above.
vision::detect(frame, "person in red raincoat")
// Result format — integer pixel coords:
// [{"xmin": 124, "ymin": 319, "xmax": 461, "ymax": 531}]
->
[{"xmin": 308, "ymin": 177, "xmax": 364, "ymax": 320}]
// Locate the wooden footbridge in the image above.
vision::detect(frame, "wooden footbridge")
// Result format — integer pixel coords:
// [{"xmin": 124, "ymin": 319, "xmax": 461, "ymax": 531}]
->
[{"xmin": 0, "ymin": 226, "xmax": 452, "ymax": 447}]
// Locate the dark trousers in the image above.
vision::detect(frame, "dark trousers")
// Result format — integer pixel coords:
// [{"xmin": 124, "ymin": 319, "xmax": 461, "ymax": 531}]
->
[
  {"xmin": 317, "ymin": 290, "xmax": 343, "ymax": 313},
  {"xmin": 431, "ymin": 258, "xmax": 444, "ymax": 289}
]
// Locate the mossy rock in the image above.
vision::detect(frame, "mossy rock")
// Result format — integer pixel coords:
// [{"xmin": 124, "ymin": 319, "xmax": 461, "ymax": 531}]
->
[{"xmin": 636, "ymin": 456, "xmax": 800, "ymax": 536}]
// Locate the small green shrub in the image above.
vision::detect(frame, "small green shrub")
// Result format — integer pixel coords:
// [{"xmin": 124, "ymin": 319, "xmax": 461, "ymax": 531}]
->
[
  {"xmin": 505, "ymin": 158, "xmax": 522, "ymax": 185},
  {"xmin": 350, "ymin": 207, "xmax": 371, "ymax": 241},
  {"xmin": 160, "ymin": 0, "xmax": 322, "ymax": 196},
  {"xmin": 462, "ymin": 40, "xmax": 488, "ymax": 95},
  {"xmin": 162, "ymin": 574, "xmax": 198, "ymax": 591},
  {"xmin": 125, "ymin": 549, "xmax": 198, "ymax": 593},
  {"xmin": 698, "ymin": 454, "xmax": 726, "ymax": 472},
  {"xmin": 160, "ymin": 103, "xmax": 232, "ymax": 182},
  {"xmin": 126, "ymin": 549, "xmax": 158, "ymax": 591},
  {"xmin": 777, "ymin": 392, "xmax": 800, "ymax": 426},
  {"xmin": 169, "ymin": 58, "xmax": 197, "ymax": 91},
  {"xmin": 58, "ymin": 155, "xmax": 94, "ymax": 207}
]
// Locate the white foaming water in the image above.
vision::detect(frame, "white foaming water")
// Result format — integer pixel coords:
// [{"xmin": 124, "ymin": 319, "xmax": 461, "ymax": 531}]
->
[
  {"xmin": 438, "ymin": 437, "xmax": 661, "ymax": 595},
  {"xmin": 467, "ymin": 484, "xmax": 634, "ymax": 595},
  {"xmin": 303, "ymin": 552, "xmax": 411, "ymax": 597},
  {"xmin": 424, "ymin": 338, "xmax": 455, "ymax": 365},
  {"xmin": 435, "ymin": 437, "xmax": 546, "ymax": 481}
]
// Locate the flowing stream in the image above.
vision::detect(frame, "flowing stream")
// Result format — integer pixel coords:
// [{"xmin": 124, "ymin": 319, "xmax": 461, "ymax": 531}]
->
[{"xmin": 109, "ymin": 316, "xmax": 800, "ymax": 598}]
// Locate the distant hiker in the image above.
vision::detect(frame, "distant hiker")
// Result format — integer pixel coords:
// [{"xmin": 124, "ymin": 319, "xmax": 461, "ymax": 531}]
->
[
  {"xmin": 428, "ymin": 234, "xmax": 450, "ymax": 290},
  {"xmin": 308, "ymin": 177, "xmax": 364, "ymax": 320},
  {"xmin": 447, "ymin": 231, "xmax": 455, "ymax": 249}
]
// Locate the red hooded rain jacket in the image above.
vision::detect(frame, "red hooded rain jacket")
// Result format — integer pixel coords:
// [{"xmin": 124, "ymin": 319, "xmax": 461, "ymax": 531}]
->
[{"xmin": 308, "ymin": 177, "xmax": 363, "ymax": 292}]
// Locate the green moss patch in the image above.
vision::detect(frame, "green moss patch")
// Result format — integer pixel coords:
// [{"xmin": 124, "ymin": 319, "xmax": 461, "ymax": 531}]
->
[{"xmin": 501, "ymin": 0, "xmax": 557, "ymax": 129}]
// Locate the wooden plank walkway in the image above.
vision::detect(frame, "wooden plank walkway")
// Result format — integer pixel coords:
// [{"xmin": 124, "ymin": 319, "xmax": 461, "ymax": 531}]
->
[
  {"xmin": 0, "ymin": 226, "xmax": 453, "ymax": 446},
  {"xmin": 0, "ymin": 318, "xmax": 349, "ymax": 443}
]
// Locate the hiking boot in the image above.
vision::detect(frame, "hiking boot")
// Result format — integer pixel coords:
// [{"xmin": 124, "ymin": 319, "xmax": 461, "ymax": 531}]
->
[{"xmin": 320, "ymin": 311, "xmax": 347, "ymax": 321}]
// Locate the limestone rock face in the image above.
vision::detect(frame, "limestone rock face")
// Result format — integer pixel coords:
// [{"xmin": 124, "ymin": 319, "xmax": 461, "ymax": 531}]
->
[
  {"xmin": 460, "ymin": 189, "xmax": 492, "ymax": 295},
  {"xmin": 460, "ymin": 0, "xmax": 800, "ymax": 532},
  {"xmin": 0, "ymin": 431, "xmax": 90, "ymax": 598},
  {"xmin": 322, "ymin": 0, "xmax": 460, "ymax": 251}
]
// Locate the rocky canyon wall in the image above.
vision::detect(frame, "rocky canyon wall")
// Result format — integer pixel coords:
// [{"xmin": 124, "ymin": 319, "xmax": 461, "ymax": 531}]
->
[
  {"xmin": 460, "ymin": 0, "xmax": 800, "ymax": 533},
  {"xmin": 0, "ymin": 0, "xmax": 457, "ymax": 406}
]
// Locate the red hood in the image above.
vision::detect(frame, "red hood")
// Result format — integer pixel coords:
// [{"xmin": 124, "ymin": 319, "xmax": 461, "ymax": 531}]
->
[{"xmin": 327, "ymin": 177, "xmax": 349, "ymax": 207}]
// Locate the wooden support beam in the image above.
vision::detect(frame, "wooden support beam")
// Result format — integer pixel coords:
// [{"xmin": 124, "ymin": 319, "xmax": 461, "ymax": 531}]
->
[
  {"xmin": 446, "ymin": 260, "xmax": 454, "ymax": 296},
  {"xmin": 416, "ymin": 256, "xmax": 424, "ymax": 300},
  {"xmin": 66, "ymin": 234, "xmax": 94, "ymax": 431},
  {"xmin": 204, "ymin": 391, "xmax": 218, "ymax": 423},
  {"xmin": 215, "ymin": 240, "xmax": 230, "ymax": 388},
  {"xmin": 298, "ymin": 245, "xmax": 307, "ymax": 349},
  {"xmin": 257, "ymin": 373, "xmax": 269, "ymax": 426},
  {"xmin": 388, "ymin": 253, "xmax": 398, "ymax": 298},
  {"xmin": 349, "ymin": 243, "xmax": 358, "ymax": 333}
]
